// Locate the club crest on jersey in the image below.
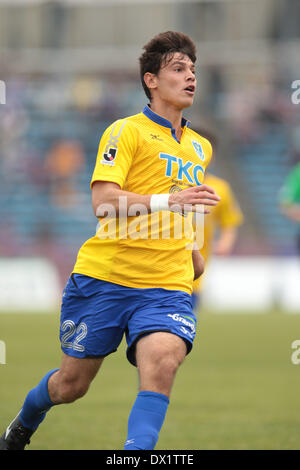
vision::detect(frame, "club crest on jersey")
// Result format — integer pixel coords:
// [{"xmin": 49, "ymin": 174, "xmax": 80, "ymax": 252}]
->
[
  {"xmin": 101, "ymin": 147, "xmax": 117, "ymax": 166},
  {"xmin": 192, "ymin": 141, "xmax": 205, "ymax": 161}
]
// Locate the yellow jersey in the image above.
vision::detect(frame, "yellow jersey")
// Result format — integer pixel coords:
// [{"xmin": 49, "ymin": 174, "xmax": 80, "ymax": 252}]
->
[
  {"xmin": 73, "ymin": 105, "xmax": 212, "ymax": 294},
  {"xmin": 193, "ymin": 173, "xmax": 243, "ymax": 293}
]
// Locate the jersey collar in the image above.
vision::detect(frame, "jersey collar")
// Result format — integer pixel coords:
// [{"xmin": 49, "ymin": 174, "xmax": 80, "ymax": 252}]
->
[{"xmin": 142, "ymin": 105, "xmax": 190, "ymax": 143}]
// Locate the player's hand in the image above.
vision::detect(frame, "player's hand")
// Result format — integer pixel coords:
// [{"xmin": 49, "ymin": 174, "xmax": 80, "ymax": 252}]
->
[{"xmin": 168, "ymin": 184, "xmax": 220, "ymax": 214}]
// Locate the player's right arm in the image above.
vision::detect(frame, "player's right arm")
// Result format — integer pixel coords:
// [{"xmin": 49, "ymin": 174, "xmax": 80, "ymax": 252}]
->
[
  {"xmin": 92, "ymin": 181, "xmax": 220, "ymax": 217},
  {"xmin": 192, "ymin": 245, "xmax": 205, "ymax": 280}
]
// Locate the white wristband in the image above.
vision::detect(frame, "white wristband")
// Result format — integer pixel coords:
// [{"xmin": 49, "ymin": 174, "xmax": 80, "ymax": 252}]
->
[{"xmin": 150, "ymin": 194, "xmax": 170, "ymax": 212}]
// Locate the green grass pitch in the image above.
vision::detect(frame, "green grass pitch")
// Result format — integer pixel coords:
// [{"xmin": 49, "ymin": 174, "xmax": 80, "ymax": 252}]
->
[{"xmin": 1, "ymin": 310, "xmax": 300, "ymax": 450}]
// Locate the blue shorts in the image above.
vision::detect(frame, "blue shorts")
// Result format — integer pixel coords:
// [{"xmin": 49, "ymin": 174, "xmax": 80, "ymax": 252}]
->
[{"xmin": 59, "ymin": 274, "xmax": 197, "ymax": 366}]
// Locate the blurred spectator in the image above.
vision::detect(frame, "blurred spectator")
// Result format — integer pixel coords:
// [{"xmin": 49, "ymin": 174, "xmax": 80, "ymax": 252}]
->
[{"xmin": 44, "ymin": 139, "xmax": 85, "ymax": 208}]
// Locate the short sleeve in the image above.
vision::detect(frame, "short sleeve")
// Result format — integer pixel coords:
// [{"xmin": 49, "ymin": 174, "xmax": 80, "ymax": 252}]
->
[{"xmin": 91, "ymin": 119, "xmax": 138, "ymax": 189}]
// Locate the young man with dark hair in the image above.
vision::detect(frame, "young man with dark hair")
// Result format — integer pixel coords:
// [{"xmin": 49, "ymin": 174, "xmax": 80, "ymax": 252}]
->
[{"xmin": 0, "ymin": 31, "xmax": 219, "ymax": 451}]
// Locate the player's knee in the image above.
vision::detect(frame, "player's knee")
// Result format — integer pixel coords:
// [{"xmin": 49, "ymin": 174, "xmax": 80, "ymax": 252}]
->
[
  {"xmin": 140, "ymin": 354, "xmax": 182, "ymax": 395},
  {"xmin": 137, "ymin": 333, "xmax": 187, "ymax": 394},
  {"xmin": 151, "ymin": 351, "xmax": 183, "ymax": 382},
  {"xmin": 57, "ymin": 375, "xmax": 90, "ymax": 403},
  {"xmin": 160, "ymin": 354, "xmax": 183, "ymax": 375},
  {"xmin": 59, "ymin": 381, "xmax": 88, "ymax": 403}
]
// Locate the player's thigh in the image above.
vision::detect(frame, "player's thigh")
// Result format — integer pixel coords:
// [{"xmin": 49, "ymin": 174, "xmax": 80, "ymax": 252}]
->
[
  {"xmin": 126, "ymin": 287, "xmax": 197, "ymax": 371},
  {"xmin": 135, "ymin": 331, "xmax": 187, "ymax": 396},
  {"xmin": 60, "ymin": 275, "xmax": 126, "ymax": 359}
]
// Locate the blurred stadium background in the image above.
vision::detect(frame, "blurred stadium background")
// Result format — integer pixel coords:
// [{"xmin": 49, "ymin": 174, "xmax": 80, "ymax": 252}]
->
[{"xmin": 1, "ymin": 0, "xmax": 300, "ymax": 450}]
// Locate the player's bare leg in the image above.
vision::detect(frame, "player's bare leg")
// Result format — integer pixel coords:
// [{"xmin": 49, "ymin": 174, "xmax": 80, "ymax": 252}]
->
[
  {"xmin": 124, "ymin": 332, "xmax": 187, "ymax": 450},
  {"xmin": 48, "ymin": 354, "xmax": 104, "ymax": 404},
  {"xmin": 136, "ymin": 331, "xmax": 187, "ymax": 397}
]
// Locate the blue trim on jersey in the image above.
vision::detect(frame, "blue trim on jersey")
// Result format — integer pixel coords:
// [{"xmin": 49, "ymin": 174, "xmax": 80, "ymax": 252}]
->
[{"xmin": 142, "ymin": 105, "xmax": 190, "ymax": 143}]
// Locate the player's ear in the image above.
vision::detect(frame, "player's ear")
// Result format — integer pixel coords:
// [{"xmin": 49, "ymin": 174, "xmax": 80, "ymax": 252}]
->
[{"xmin": 144, "ymin": 72, "xmax": 158, "ymax": 92}]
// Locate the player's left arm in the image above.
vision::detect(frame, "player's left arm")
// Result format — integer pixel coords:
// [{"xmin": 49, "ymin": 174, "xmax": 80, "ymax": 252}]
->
[
  {"xmin": 213, "ymin": 226, "xmax": 239, "ymax": 256},
  {"xmin": 192, "ymin": 244, "xmax": 205, "ymax": 280}
]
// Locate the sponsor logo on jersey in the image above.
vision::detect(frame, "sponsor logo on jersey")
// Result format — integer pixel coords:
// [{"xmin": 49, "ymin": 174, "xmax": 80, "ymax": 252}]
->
[{"xmin": 160, "ymin": 153, "xmax": 204, "ymax": 186}]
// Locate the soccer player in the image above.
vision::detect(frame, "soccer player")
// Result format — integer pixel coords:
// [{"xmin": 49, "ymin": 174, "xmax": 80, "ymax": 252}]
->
[
  {"xmin": 192, "ymin": 170, "xmax": 244, "ymax": 312},
  {"xmin": 0, "ymin": 31, "xmax": 220, "ymax": 450},
  {"xmin": 279, "ymin": 161, "xmax": 300, "ymax": 254}
]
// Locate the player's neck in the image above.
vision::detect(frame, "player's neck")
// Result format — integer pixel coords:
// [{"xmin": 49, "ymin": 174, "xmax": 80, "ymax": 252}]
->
[{"xmin": 150, "ymin": 101, "xmax": 183, "ymax": 140}]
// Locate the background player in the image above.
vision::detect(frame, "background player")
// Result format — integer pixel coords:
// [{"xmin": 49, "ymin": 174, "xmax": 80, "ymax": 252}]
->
[
  {"xmin": 191, "ymin": 133, "xmax": 243, "ymax": 312},
  {"xmin": 279, "ymin": 160, "xmax": 300, "ymax": 255}
]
